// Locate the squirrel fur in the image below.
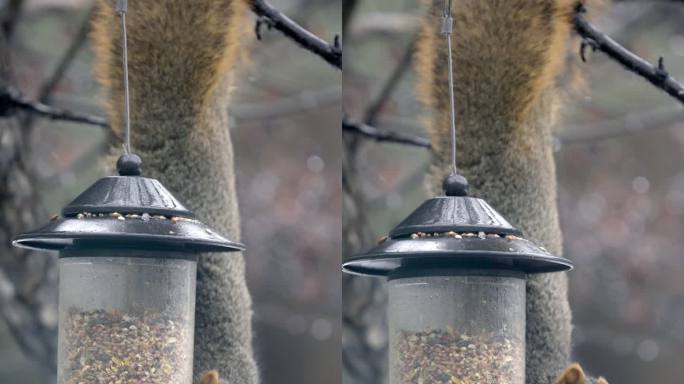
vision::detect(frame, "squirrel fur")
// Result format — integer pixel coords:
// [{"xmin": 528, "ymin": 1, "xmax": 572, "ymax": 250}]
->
[
  {"xmin": 416, "ymin": 0, "xmax": 579, "ymax": 382},
  {"xmin": 90, "ymin": 0, "xmax": 258, "ymax": 382},
  {"xmin": 555, "ymin": 364, "xmax": 609, "ymax": 384},
  {"xmin": 198, "ymin": 370, "xmax": 220, "ymax": 384}
]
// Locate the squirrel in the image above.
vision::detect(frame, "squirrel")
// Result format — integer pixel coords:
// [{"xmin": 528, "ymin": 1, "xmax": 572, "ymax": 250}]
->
[
  {"xmin": 90, "ymin": 0, "xmax": 258, "ymax": 383},
  {"xmin": 555, "ymin": 364, "xmax": 609, "ymax": 384},
  {"xmin": 416, "ymin": 0, "xmax": 606, "ymax": 382},
  {"xmin": 198, "ymin": 370, "xmax": 220, "ymax": 384}
]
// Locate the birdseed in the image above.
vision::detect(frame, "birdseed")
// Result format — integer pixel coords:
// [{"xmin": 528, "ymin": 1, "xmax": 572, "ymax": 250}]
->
[
  {"xmin": 395, "ymin": 328, "xmax": 524, "ymax": 384},
  {"xmin": 60, "ymin": 308, "xmax": 192, "ymax": 384}
]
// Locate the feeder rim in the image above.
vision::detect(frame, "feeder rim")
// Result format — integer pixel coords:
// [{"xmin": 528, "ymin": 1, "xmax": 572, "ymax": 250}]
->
[
  {"xmin": 343, "ymin": 246, "xmax": 573, "ymax": 277},
  {"xmin": 387, "ymin": 267, "xmax": 527, "ymax": 280},
  {"xmin": 12, "ymin": 215, "xmax": 245, "ymax": 254}
]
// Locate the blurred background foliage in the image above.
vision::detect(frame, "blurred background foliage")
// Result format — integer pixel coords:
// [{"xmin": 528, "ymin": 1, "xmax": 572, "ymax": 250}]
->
[
  {"xmin": 0, "ymin": 0, "xmax": 340, "ymax": 383},
  {"xmin": 343, "ymin": 0, "xmax": 684, "ymax": 383}
]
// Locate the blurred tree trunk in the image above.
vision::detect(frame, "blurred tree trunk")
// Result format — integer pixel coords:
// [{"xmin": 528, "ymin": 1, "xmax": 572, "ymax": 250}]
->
[
  {"xmin": 341, "ymin": 135, "xmax": 388, "ymax": 383},
  {"xmin": 0, "ymin": 12, "xmax": 58, "ymax": 379}
]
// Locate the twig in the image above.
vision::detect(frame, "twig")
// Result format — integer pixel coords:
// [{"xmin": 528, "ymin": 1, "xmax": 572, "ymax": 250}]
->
[
  {"xmin": 251, "ymin": 0, "xmax": 341, "ymax": 70},
  {"xmin": 348, "ymin": 12, "xmax": 421, "ymax": 39},
  {"xmin": 558, "ymin": 106, "xmax": 684, "ymax": 144},
  {"xmin": 575, "ymin": 5, "xmax": 684, "ymax": 104},
  {"xmin": 0, "ymin": 86, "xmax": 109, "ymax": 128},
  {"xmin": 230, "ymin": 87, "xmax": 340, "ymax": 122},
  {"xmin": 19, "ymin": 5, "xmax": 94, "ymax": 133},
  {"xmin": 37, "ymin": 6, "xmax": 93, "ymax": 104},
  {"xmin": 343, "ymin": 36, "xmax": 427, "ymax": 151},
  {"xmin": 363, "ymin": 36, "xmax": 416, "ymax": 125},
  {"xmin": 342, "ymin": 116, "xmax": 431, "ymax": 149},
  {"xmin": 0, "ymin": 0, "xmax": 23, "ymax": 38},
  {"xmin": 342, "ymin": 0, "xmax": 359, "ymax": 34},
  {"xmin": 343, "ymin": 36, "xmax": 422, "ymax": 152}
]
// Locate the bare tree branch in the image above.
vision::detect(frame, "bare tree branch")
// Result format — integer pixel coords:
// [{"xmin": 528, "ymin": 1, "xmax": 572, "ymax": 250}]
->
[
  {"xmin": 0, "ymin": 27, "xmax": 57, "ymax": 379},
  {"xmin": 18, "ymin": 5, "xmax": 94, "ymax": 135},
  {"xmin": 348, "ymin": 12, "xmax": 420, "ymax": 40},
  {"xmin": 0, "ymin": 86, "xmax": 110, "ymax": 128},
  {"xmin": 344, "ymin": 107, "xmax": 684, "ymax": 148},
  {"xmin": 342, "ymin": 36, "xmax": 426, "ymax": 152},
  {"xmin": 363, "ymin": 36, "xmax": 416, "ymax": 125},
  {"xmin": 250, "ymin": 0, "xmax": 341, "ymax": 70},
  {"xmin": 36, "ymin": 6, "xmax": 93, "ymax": 104},
  {"xmin": 0, "ymin": 0, "xmax": 23, "ymax": 37},
  {"xmin": 558, "ymin": 106, "xmax": 684, "ymax": 144},
  {"xmin": 342, "ymin": 117, "xmax": 431, "ymax": 149},
  {"xmin": 575, "ymin": 5, "xmax": 684, "ymax": 104},
  {"xmin": 230, "ymin": 87, "xmax": 340, "ymax": 122},
  {"xmin": 342, "ymin": 0, "xmax": 358, "ymax": 34}
]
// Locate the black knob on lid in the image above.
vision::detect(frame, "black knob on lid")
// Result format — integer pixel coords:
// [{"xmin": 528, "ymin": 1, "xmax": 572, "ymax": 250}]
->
[
  {"xmin": 443, "ymin": 173, "xmax": 469, "ymax": 196},
  {"xmin": 117, "ymin": 154, "xmax": 142, "ymax": 176}
]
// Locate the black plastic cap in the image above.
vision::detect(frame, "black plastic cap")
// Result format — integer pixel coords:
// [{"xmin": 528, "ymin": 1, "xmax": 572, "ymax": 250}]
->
[
  {"xmin": 343, "ymin": 195, "xmax": 573, "ymax": 277},
  {"xmin": 389, "ymin": 196, "xmax": 521, "ymax": 238},
  {"xmin": 117, "ymin": 153, "xmax": 142, "ymax": 176},
  {"xmin": 12, "ymin": 171, "xmax": 244, "ymax": 255},
  {"xmin": 12, "ymin": 214, "xmax": 245, "ymax": 254},
  {"xmin": 61, "ymin": 176, "xmax": 193, "ymax": 217},
  {"xmin": 443, "ymin": 173, "xmax": 469, "ymax": 196}
]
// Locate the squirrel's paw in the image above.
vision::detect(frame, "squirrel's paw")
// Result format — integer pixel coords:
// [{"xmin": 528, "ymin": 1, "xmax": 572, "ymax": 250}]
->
[
  {"xmin": 197, "ymin": 370, "xmax": 220, "ymax": 384},
  {"xmin": 555, "ymin": 363, "xmax": 609, "ymax": 384}
]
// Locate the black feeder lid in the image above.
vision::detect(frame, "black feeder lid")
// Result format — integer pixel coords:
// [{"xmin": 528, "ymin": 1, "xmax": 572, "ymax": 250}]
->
[
  {"xmin": 12, "ymin": 154, "xmax": 244, "ymax": 254},
  {"xmin": 343, "ymin": 174, "xmax": 573, "ymax": 277}
]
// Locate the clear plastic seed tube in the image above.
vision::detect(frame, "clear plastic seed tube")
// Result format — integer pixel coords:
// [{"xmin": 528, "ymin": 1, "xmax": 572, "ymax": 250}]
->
[
  {"xmin": 388, "ymin": 272, "xmax": 526, "ymax": 384},
  {"xmin": 57, "ymin": 252, "xmax": 196, "ymax": 384}
]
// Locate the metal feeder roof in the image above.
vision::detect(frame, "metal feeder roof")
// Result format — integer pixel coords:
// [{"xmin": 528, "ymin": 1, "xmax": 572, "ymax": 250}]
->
[
  {"xmin": 343, "ymin": 175, "xmax": 572, "ymax": 277},
  {"xmin": 13, "ymin": 154, "xmax": 244, "ymax": 254}
]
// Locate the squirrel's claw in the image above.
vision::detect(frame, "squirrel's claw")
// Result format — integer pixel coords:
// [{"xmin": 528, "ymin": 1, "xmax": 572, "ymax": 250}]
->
[
  {"xmin": 555, "ymin": 363, "xmax": 609, "ymax": 384},
  {"xmin": 197, "ymin": 370, "xmax": 220, "ymax": 384}
]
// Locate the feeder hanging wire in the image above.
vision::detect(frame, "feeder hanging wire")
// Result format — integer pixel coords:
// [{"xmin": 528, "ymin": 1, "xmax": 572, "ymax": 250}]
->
[
  {"xmin": 441, "ymin": 0, "xmax": 458, "ymax": 175},
  {"xmin": 116, "ymin": 0, "xmax": 131, "ymax": 155}
]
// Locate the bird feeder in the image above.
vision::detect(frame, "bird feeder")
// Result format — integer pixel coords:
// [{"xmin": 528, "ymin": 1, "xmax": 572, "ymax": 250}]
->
[
  {"xmin": 343, "ymin": 175, "xmax": 573, "ymax": 384},
  {"xmin": 13, "ymin": 154, "xmax": 244, "ymax": 384}
]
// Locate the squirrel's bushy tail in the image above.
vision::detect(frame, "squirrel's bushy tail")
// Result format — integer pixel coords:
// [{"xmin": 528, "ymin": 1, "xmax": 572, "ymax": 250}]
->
[{"xmin": 91, "ymin": 0, "xmax": 247, "ymax": 140}]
